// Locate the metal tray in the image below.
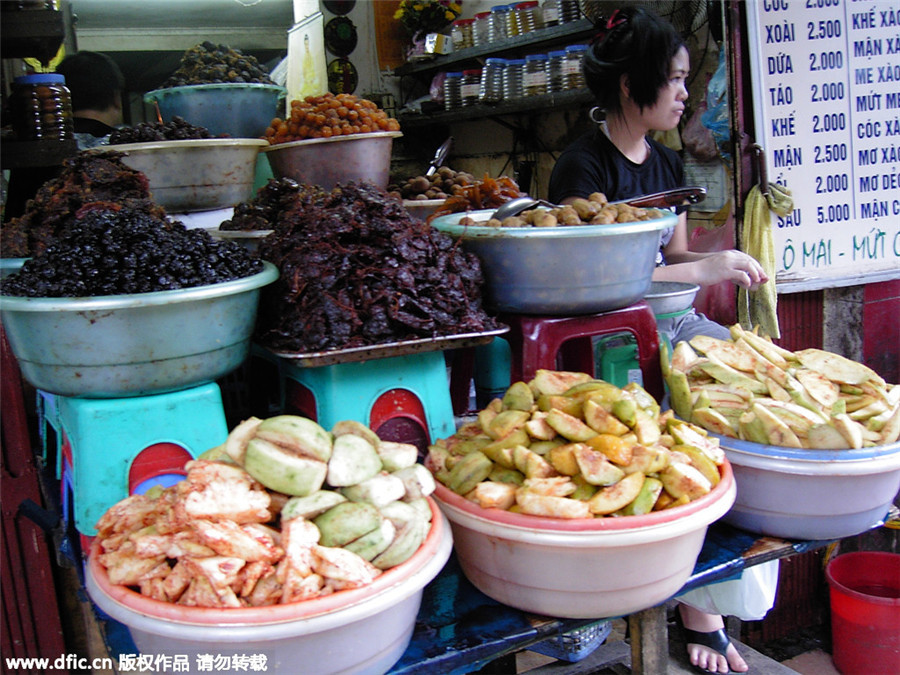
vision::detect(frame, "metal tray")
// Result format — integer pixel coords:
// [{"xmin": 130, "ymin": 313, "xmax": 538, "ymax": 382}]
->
[{"xmin": 265, "ymin": 325, "xmax": 509, "ymax": 367}]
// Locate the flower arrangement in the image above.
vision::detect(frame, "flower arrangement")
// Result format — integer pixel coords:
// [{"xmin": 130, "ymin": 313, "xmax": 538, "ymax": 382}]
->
[{"xmin": 394, "ymin": 0, "xmax": 462, "ymax": 38}]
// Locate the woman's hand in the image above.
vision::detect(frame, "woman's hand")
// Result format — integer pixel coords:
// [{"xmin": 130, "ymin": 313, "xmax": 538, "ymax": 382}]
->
[{"xmin": 654, "ymin": 249, "xmax": 768, "ymax": 290}]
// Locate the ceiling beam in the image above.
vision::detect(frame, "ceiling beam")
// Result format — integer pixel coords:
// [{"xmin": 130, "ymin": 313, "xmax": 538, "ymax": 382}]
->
[{"xmin": 75, "ymin": 26, "xmax": 288, "ymax": 52}]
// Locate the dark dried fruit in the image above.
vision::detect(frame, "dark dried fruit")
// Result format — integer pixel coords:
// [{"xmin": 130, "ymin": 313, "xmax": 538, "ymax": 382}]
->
[
  {"xmin": 252, "ymin": 181, "xmax": 498, "ymax": 353},
  {"xmin": 0, "ymin": 207, "xmax": 263, "ymax": 298},
  {"xmin": 109, "ymin": 116, "xmax": 227, "ymax": 144},
  {"xmin": 159, "ymin": 42, "xmax": 274, "ymax": 88}
]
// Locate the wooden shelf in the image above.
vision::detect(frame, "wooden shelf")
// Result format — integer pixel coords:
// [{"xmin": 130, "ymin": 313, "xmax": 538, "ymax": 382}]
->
[
  {"xmin": 0, "ymin": 8, "xmax": 65, "ymax": 63},
  {"xmin": 0, "ymin": 138, "xmax": 77, "ymax": 169}
]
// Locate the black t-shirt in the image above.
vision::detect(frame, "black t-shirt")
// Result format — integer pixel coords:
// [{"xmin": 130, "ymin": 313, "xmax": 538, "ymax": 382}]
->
[{"xmin": 548, "ymin": 126, "xmax": 685, "ymax": 255}]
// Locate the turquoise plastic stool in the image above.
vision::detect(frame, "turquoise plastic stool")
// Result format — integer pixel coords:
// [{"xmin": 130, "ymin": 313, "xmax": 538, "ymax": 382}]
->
[
  {"xmin": 55, "ymin": 382, "xmax": 229, "ymax": 537},
  {"xmin": 280, "ymin": 350, "xmax": 456, "ymax": 450}
]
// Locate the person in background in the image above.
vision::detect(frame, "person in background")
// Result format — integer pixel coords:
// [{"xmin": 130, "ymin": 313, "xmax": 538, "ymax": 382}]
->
[
  {"xmin": 56, "ymin": 50, "xmax": 125, "ymax": 150},
  {"xmin": 548, "ymin": 7, "xmax": 775, "ymax": 673}
]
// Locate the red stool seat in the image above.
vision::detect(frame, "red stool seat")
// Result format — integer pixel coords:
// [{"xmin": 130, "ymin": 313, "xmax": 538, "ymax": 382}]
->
[{"xmin": 499, "ymin": 301, "xmax": 663, "ymax": 401}]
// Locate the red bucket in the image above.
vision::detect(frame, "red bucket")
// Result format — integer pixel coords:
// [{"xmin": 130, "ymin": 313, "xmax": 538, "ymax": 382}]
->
[{"xmin": 826, "ymin": 551, "xmax": 900, "ymax": 675}]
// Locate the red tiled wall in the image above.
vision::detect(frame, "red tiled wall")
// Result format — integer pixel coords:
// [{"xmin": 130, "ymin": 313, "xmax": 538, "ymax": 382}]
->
[{"xmin": 773, "ymin": 291, "xmax": 824, "ymax": 352}]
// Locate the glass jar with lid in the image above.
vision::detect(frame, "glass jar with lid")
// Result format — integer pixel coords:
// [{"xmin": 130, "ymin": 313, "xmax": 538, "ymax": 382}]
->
[
  {"xmin": 523, "ymin": 53, "xmax": 549, "ymax": 96},
  {"xmin": 460, "ymin": 69, "xmax": 482, "ymax": 107},
  {"xmin": 547, "ymin": 50, "xmax": 566, "ymax": 92},
  {"xmin": 479, "ymin": 58, "xmax": 506, "ymax": 104},
  {"xmin": 473, "ymin": 11, "xmax": 493, "ymax": 46},
  {"xmin": 491, "ymin": 4, "xmax": 514, "ymax": 39},
  {"xmin": 513, "ymin": 1, "xmax": 543, "ymax": 34},
  {"xmin": 451, "ymin": 18, "xmax": 475, "ymax": 51},
  {"xmin": 8, "ymin": 73, "xmax": 74, "ymax": 141},
  {"xmin": 503, "ymin": 58, "xmax": 526, "ymax": 100},
  {"xmin": 563, "ymin": 44, "xmax": 589, "ymax": 90},
  {"xmin": 444, "ymin": 72, "xmax": 463, "ymax": 111},
  {"xmin": 541, "ymin": 0, "xmax": 560, "ymax": 27},
  {"xmin": 558, "ymin": 0, "xmax": 581, "ymax": 24}
]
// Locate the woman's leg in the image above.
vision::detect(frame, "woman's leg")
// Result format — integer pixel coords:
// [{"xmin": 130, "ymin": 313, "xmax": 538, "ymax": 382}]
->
[{"xmin": 678, "ymin": 603, "xmax": 748, "ymax": 673}]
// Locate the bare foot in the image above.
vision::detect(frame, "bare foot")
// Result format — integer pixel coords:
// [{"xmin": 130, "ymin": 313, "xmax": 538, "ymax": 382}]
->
[{"xmin": 678, "ymin": 604, "xmax": 749, "ymax": 673}]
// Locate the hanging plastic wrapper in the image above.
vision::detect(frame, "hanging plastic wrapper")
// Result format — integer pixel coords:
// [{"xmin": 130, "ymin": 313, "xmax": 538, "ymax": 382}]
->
[{"xmin": 701, "ymin": 49, "xmax": 731, "ymax": 165}]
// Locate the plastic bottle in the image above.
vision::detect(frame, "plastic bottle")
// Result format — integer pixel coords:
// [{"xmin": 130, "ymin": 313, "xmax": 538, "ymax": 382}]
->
[
  {"xmin": 491, "ymin": 4, "xmax": 513, "ymax": 39},
  {"xmin": 558, "ymin": 0, "xmax": 581, "ymax": 24},
  {"xmin": 460, "ymin": 69, "xmax": 482, "ymax": 107},
  {"xmin": 444, "ymin": 71, "xmax": 463, "ymax": 111},
  {"xmin": 450, "ymin": 18, "xmax": 475, "ymax": 51},
  {"xmin": 473, "ymin": 11, "xmax": 493, "ymax": 46},
  {"xmin": 523, "ymin": 53, "xmax": 549, "ymax": 96},
  {"xmin": 563, "ymin": 44, "xmax": 589, "ymax": 89},
  {"xmin": 541, "ymin": 0, "xmax": 560, "ymax": 27},
  {"xmin": 547, "ymin": 50, "xmax": 566, "ymax": 92},
  {"xmin": 8, "ymin": 73, "xmax": 74, "ymax": 141},
  {"xmin": 479, "ymin": 58, "xmax": 506, "ymax": 104},
  {"xmin": 503, "ymin": 58, "xmax": 526, "ymax": 100},
  {"xmin": 513, "ymin": 1, "xmax": 543, "ymax": 34}
]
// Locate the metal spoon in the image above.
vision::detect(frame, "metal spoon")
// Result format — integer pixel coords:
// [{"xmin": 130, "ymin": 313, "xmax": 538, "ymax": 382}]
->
[{"xmin": 490, "ymin": 196, "xmax": 559, "ymax": 220}]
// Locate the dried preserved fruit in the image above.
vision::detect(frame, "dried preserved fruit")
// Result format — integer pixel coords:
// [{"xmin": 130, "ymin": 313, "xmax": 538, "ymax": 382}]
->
[
  {"xmin": 0, "ymin": 151, "xmax": 167, "ymax": 258},
  {"xmin": 265, "ymin": 93, "xmax": 400, "ymax": 145},
  {"xmin": 1, "ymin": 207, "xmax": 263, "ymax": 298},
  {"xmin": 159, "ymin": 42, "xmax": 274, "ymax": 87},
  {"xmin": 109, "ymin": 116, "xmax": 226, "ymax": 144},
  {"xmin": 219, "ymin": 178, "xmax": 303, "ymax": 231},
  {"xmin": 252, "ymin": 182, "xmax": 498, "ymax": 353}
]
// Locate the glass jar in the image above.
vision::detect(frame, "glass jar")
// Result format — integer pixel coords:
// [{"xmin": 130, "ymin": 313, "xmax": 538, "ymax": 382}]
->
[
  {"xmin": 8, "ymin": 73, "xmax": 74, "ymax": 141},
  {"xmin": 460, "ymin": 69, "xmax": 482, "ymax": 107},
  {"xmin": 547, "ymin": 50, "xmax": 566, "ymax": 92},
  {"xmin": 503, "ymin": 58, "xmax": 526, "ymax": 100},
  {"xmin": 523, "ymin": 53, "xmax": 549, "ymax": 96},
  {"xmin": 479, "ymin": 58, "xmax": 506, "ymax": 104},
  {"xmin": 563, "ymin": 44, "xmax": 589, "ymax": 89},
  {"xmin": 450, "ymin": 18, "xmax": 475, "ymax": 51},
  {"xmin": 491, "ymin": 4, "xmax": 513, "ymax": 39},
  {"xmin": 444, "ymin": 71, "xmax": 463, "ymax": 111},
  {"xmin": 541, "ymin": 0, "xmax": 560, "ymax": 27},
  {"xmin": 513, "ymin": 1, "xmax": 543, "ymax": 34},
  {"xmin": 558, "ymin": 0, "xmax": 581, "ymax": 24},
  {"xmin": 473, "ymin": 11, "xmax": 493, "ymax": 46}
]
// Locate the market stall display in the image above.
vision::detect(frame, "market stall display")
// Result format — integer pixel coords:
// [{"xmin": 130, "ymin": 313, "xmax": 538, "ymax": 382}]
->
[
  {"xmin": 430, "ymin": 206, "xmax": 675, "ymax": 314},
  {"xmin": 86, "ymin": 418, "xmax": 452, "ymax": 673},
  {"xmin": 425, "ymin": 370, "xmax": 736, "ymax": 618},
  {"xmin": 0, "ymin": 206, "xmax": 275, "ymax": 397},
  {"xmin": 661, "ymin": 323, "xmax": 900, "ymax": 539}
]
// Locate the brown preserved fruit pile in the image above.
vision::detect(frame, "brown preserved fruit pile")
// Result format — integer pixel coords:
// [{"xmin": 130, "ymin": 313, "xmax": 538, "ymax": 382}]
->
[{"xmin": 265, "ymin": 93, "xmax": 400, "ymax": 144}]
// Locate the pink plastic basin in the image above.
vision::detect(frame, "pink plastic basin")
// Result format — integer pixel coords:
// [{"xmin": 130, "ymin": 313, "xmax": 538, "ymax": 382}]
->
[
  {"xmin": 86, "ymin": 498, "xmax": 452, "ymax": 675},
  {"xmin": 432, "ymin": 461, "xmax": 735, "ymax": 619}
]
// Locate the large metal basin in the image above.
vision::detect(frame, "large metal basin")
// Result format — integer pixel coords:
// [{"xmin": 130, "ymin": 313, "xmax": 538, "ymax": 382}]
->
[
  {"xmin": 104, "ymin": 138, "xmax": 268, "ymax": 212},
  {"xmin": 0, "ymin": 262, "xmax": 278, "ymax": 397},
  {"xmin": 430, "ymin": 209, "xmax": 675, "ymax": 315}
]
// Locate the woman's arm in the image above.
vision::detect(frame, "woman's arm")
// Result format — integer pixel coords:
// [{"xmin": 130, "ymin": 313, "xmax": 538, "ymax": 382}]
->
[{"xmin": 654, "ymin": 213, "xmax": 768, "ymax": 289}]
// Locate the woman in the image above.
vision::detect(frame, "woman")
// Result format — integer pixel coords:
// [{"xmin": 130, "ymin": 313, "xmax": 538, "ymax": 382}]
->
[{"xmin": 549, "ymin": 7, "xmax": 774, "ymax": 673}]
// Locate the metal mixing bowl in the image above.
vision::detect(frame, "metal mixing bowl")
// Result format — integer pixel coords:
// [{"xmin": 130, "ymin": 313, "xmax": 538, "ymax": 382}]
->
[
  {"xmin": 429, "ymin": 209, "xmax": 676, "ymax": 315},
  {"xmin": 262, "ymin": 131, "xmax": 402, "ymax": 190},
  {"xmin": 104, "ymin": 138, "xmax": 268, "ymax": 212},
  {"xmin": 0, "ymin": 262, "xmax": 278, "ymax": 397},
  {"xmin": 643, "ymin": 281, "xmax": 700, "ymax": 316}
]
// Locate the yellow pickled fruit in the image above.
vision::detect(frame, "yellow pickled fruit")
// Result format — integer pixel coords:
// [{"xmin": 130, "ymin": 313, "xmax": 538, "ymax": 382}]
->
[{"xmin": 585, "ymin": 433, "xmax": 633, "ymax": 466}]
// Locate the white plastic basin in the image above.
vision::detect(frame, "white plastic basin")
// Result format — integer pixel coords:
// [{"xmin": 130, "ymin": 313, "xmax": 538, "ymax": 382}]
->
[
  {"xmin": 718, "ymin": 436, "xmax": 900, "ymax": 540},
  {"xmin": 432, "ymin": 461, "xmax": 736, "ymax": 619},
  {"xmin": 86, "ymin": 498, "xmax": 452, "ymax": 675}
]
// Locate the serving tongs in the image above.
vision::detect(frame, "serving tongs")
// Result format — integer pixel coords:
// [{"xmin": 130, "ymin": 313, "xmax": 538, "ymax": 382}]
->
[
  {"xmin": 491, "ymin": 186, "xmax": 707, "ymax": 220},
  {"xmin": 425, "ymin": 136, "xmax": 454, "ymax": 177}
]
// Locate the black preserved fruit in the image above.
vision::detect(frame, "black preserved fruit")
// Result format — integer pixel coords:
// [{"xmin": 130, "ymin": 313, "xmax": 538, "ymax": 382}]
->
[
  {"xmin": 160, "ymin": 42, "xmax": 275, "ymax": 87},
  {"xmin": 0, "ymin": 151, "xmax": 167, "ymax": 258},
  {"xmin": 109, "ymin": 116, "xmax": 226, "ymax": 144},
  {"xmin": 219, "ymin": 178, "xmax": 302, "ymax": 231},
  {"xmin": 0, "ymin": 207, "xmax": 264, "ymax": 298},
  {"xmin": 252, "ymin": 181, "xmax": 498, "ymax": 353}
]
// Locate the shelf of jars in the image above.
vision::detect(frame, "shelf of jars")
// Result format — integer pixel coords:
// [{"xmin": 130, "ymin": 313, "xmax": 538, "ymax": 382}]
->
[
  {"xmin": 397, "ymin": 87, "xmax": 593, "ymax": 128},
  {"xmin": 394, "ymin": 18, "xmax": 593, "ymax": 78}
]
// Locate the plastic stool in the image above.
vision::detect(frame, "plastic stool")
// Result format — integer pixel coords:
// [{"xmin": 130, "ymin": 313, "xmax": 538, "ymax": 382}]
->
[
  {"xmin": 55, "ymin": 382, "xmax": 229, "ymax": 536},
  {"xmin": 498, "ymin": 301, "xmax": 663, "ymax": 401},
  {"xmin": 280, "ymin": 350, "xmax": 456, "ymax": 449}
]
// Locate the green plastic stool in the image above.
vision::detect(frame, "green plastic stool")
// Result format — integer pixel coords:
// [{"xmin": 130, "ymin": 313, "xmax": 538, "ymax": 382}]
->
[{"xmin": 280, "ymin": 350, "xmax": 456, "ymax": 450}]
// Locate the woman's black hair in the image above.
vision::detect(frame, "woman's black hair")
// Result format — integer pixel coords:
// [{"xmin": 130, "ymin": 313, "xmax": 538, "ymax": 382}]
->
[
  {"xmin": 583, "ymin": 6, "xmax": 686, "ymax": 114},
  {"xmin": 56, "ymin": 51, "xmax": 125, "ymax": 112}
]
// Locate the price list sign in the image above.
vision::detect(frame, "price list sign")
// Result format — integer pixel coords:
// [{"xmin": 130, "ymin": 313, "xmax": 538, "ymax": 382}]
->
[{"xmin": 747, "ymin": 0, "xmax": 900, "ymax": 287}]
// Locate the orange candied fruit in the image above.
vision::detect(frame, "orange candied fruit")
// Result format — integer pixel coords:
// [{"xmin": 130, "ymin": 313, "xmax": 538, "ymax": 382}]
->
[{"xmin": 264, "ymin": 92, "xmax": 401, "ymax": 145}]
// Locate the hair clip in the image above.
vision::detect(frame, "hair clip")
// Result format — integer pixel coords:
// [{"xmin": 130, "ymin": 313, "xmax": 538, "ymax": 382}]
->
[{"xmin": 591, "ymin": 9, "xmax": 627, "ymax": 44}]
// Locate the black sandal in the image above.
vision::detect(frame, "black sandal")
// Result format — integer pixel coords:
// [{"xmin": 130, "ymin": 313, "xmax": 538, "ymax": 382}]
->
[{"xmin": 675, "ymin": 613, "xmax": 735, "ymax": 674}]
